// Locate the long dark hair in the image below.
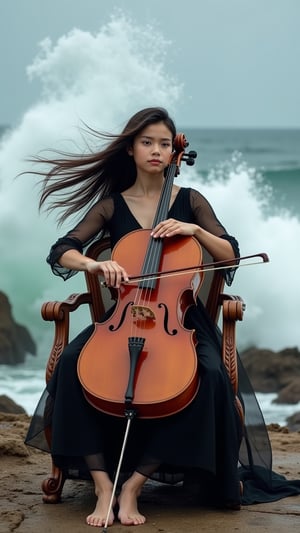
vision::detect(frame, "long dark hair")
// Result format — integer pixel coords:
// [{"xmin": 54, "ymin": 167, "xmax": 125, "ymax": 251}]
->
[{"xmin": 32, "ymin": 107, "xmax": 176, "ymax": 224}]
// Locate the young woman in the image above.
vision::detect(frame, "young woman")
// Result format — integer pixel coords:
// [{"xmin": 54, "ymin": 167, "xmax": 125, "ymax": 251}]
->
[{"xmin": 25, "ymin": 107, "xmax": 299, "ymax": 528}]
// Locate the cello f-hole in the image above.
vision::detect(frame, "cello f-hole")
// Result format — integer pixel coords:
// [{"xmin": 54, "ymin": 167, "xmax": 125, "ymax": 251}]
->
[
  {"xmin": 108, "ymin": 301, "xmax": 134, "ymax": 331},
  {"xmin": 158, "ymin": 302, "xmax": 178, "ymax": 336}
]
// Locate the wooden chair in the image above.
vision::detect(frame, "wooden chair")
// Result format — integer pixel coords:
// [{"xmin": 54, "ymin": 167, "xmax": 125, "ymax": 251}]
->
[{"xmin": 41, "ymin": 236, "xmax": 245, "ymax": 503}]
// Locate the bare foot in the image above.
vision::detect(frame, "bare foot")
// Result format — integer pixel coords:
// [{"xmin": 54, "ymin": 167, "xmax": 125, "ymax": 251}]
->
[
  {"xmin": 86, "ymin": 488, "xmax": 116, "ymax": 528},
  {"xmin": 118, "ymin": 480, "xmax": 146, "ymax": 526}
]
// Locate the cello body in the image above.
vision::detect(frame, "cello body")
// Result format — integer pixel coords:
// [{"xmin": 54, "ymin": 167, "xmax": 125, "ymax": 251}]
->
[{"xmin": 77, "ymin": 228, "xmax": 203, "ymax": 418}]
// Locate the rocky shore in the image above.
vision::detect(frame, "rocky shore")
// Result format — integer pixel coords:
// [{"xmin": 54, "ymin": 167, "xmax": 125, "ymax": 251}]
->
[
  {"xmin": 1, "ymin": 348, "xmax": 300, "ymax": 531},
  {"xmin": 0, "ymin": 411, "xmax": 300, "ymax": 532},
  {"xmin": 240, "ymin": 346, "xmax": 300, "ymax": 430},
  {"xmin": 1, "ymin": 291, "xmax": 300, "ymax": 530}
]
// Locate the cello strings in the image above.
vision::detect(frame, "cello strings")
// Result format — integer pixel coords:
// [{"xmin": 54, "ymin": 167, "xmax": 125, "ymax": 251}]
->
[
  {"xmin": 132, "ymin": 166, "xmax": 174, "ymax": 335},
  {"xmin": 134, "ymin": 238, "xmax": 160, "ymax": 336}
]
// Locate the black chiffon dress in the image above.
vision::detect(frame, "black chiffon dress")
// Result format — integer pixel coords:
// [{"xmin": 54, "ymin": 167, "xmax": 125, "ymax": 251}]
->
[{"xmin": 25, "ymin": 187, "xmax": 300, "ymax": 507}]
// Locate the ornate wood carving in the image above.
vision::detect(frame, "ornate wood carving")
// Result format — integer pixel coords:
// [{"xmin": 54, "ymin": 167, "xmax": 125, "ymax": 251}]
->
[{"xmin": 41, "ymin": 465, "xmax": 66, "ymax": 503}]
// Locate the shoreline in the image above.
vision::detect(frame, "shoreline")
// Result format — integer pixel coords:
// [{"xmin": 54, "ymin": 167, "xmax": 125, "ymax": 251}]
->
[
  {"xmin": 2, "ymin": 383, "xmax": 300, "ymax": 428},
  {"xmin": 1, "ymin": 413, "xmax": 300, "ymax": 532}
]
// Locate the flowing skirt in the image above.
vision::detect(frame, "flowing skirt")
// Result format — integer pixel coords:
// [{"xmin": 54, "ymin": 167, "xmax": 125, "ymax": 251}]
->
[{"xmin": 25, "ymin": 299, "xmax": 300, "ymax": 506}]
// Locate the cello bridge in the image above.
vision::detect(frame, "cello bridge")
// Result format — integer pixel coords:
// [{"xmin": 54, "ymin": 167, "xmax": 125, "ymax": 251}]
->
[{"xmin": 131, "ymin": 305, "xmax": 156, "ymax": 320}]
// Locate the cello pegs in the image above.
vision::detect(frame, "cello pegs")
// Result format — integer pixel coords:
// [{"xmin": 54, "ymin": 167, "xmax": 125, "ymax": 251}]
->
[
  {"xmin": 186, "ymin": 157, "xmax": 195, "ymax": 166},
  {"xmin": 183, "ymin": 150, "xmax": 197, "ymax": 166}
]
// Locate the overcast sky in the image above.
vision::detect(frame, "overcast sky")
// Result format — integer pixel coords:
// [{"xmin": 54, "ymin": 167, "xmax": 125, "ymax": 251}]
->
[{"xmin": 1, "ymin": 0, "xmax": 299, "ymax": 128}]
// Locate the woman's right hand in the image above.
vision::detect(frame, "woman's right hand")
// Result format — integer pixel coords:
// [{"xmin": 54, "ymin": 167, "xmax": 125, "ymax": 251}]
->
[
  {"xmin": 59, "ymin": 249, "xmax": 129, "ymax": 288},
  {"xmin": 86, "ymin": 260, "xmax": 129, "ymax": 288}
]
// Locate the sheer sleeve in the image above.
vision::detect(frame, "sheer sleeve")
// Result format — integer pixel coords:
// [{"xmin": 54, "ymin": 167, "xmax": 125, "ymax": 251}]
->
[
  {"xmin": 189, "ymin": 188, "xmax": 240, "ymax": 286},
  {"xmin": 47, "ymin": 197, "xmax": 114, "ymax": 280}
]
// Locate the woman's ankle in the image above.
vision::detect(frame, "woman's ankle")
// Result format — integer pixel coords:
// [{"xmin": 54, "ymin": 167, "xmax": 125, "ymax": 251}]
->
[{"xmin": 90, "ymin": 470, "xmax": 113, "ymax": 496}]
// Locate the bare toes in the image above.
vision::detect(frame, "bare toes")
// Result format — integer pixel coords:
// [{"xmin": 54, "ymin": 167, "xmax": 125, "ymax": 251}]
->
[{"xmin": 118, "ymin": 512, "xmax": 146, "ymax": 526}]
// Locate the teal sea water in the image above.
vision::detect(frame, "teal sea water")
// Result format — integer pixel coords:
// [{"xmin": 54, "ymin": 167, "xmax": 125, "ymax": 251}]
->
[
  {"xmin": 184, "ymin": 127, "xmax": 300, "ymax": 218},
  {"xmin": 0, "ymin": 14, "xmax": 299, "ymax": 418}
]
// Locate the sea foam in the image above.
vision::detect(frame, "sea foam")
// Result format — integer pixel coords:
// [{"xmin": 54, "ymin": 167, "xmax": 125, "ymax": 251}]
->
[{"xmin": 0, "ymin": 12, "xmax": 299, "ymax": 362}]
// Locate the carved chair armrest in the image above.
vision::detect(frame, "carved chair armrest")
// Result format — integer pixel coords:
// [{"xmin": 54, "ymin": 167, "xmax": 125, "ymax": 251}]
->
[
  {"xmin": 219, "ymin": 294, "xmax": 245, "ymax": 392},
  {"xmin": 219, "ymin": 294, "xmax": 245, "ymax": 424},
  {"xmin": 220, "ymin": 295, "xmax": 244, "ymax": 388},
  {"xmin": 41, "ymin": 292, "xmax": 92, "ymax": 383}
]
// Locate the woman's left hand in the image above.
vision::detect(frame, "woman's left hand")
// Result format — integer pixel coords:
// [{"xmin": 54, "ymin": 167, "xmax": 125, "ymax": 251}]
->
[
  {"xmin": 151, "ymin": 218, "xmax": 199, "ymax": 239},
  {"xmin": 151, "ymin": 218, "xmax": 235, "ymax": 264}
]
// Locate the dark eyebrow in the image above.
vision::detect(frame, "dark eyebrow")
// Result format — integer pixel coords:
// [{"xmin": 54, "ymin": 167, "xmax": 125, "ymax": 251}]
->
[{"xmin": 140, "ymin": 135, "xmax": 172, "ymax": 142}]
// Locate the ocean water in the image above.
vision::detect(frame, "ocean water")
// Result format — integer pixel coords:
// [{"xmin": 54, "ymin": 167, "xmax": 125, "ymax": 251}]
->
[{"xmin": 0, "ymin": 13, "xmax": 299, "ymax": 421}]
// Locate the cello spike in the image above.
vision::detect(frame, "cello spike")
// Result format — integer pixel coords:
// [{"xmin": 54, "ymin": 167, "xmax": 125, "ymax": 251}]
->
[{"xmin": 102, "ymin": 410, "xmax": 136, "ymax": 532}]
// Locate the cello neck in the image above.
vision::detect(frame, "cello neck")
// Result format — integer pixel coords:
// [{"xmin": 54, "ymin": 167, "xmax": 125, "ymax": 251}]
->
[
  {"xmin": 139, "ymin": 161, "xmax": 177, "ymax": 290},
  {"xmin": 152, "ymin": 161, "xmax": 177, "ymax": 226}
]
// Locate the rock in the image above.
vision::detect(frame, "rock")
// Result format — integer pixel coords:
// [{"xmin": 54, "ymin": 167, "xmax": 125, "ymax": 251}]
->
[
  {"xmin": 0, "ymin": 291, "xmax": 36, "ymax": 364},
  {"xmin": 0, "ymin": 411, "xmax": 30, "ymax": 457},
  {"xmin": 286, "ymin": 411, "xmax": 300, "ymax": 431},
  {"xmin": 0, "ymin": 395, "xmax": 26, "ymax": 414},
  {"xmin": 240, "ymin": 346, "xmax": 300, "ymax": 404},
  {"xmin": 274, "ymin": 379, "xmax": 300, "ymax": 404}
]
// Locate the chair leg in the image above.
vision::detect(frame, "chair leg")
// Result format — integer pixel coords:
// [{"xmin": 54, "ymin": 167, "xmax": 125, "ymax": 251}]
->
[{"xmin": 42, "ymin": 461, "xmax": 66, "ymax": 503}]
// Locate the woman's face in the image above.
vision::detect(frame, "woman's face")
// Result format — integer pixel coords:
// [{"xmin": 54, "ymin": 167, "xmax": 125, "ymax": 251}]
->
[{"xmin": 129, "ymin": 122, "xmax": 173, "ymax": 176}]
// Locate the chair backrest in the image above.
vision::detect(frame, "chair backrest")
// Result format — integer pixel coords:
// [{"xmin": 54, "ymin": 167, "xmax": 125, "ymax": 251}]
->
[{"xmin": 84, "ymin": 236, "xmax": 225, "ymax": 325}]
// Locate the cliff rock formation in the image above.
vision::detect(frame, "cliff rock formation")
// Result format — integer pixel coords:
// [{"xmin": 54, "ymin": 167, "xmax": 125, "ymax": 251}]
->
[{"xmin": 0, "ymin": 291, "xmax": 36, "ymax": 364}]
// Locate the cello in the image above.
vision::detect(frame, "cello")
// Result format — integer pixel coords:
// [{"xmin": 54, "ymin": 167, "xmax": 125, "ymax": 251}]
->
[
  {"xmin": 77, "ymin": 133, "xmax": 201, "ymax": 419},
  {"xmin": 76, "ymin": 133, "xmax": 269, "ymax": 531}
]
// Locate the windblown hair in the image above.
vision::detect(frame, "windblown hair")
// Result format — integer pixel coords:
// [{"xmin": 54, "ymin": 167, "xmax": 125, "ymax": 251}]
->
[{"xmin": 31, "ymin": 107, "xmax": 176, "ymax": 225}]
